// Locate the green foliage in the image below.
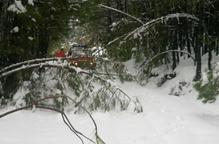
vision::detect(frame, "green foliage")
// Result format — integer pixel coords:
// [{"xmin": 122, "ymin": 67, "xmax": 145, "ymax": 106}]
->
[{"xmin": 194, "ymin": 71, "xmax": 219, "ymax": 103}]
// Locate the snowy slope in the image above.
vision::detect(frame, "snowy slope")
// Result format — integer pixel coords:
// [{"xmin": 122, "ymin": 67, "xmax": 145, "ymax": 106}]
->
[{"xmin": 1, "ymin": 57, "xmax": 219, "ymax": 144}]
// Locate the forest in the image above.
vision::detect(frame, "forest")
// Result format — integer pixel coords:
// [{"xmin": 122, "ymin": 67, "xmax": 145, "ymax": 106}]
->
[
  {"xmin": 0, "ymin": 0, "xmax": 218, "ymax": 63},
  {"xmin": 0, "ymin": 0, "xmax": 218, "ymax": 99},
  {"xmin": 0, "ymin": 1, "xmax": 219, "ymax": 144}
]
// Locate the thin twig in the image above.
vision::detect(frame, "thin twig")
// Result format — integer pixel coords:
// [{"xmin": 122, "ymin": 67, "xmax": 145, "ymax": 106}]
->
[{"xmin": 60, "ymin": 113, "xmax": 85, "ymax": 144}]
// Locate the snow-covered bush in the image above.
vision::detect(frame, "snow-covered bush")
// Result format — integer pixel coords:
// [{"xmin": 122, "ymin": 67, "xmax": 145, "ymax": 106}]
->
[
  {"xmin": 137, "ymin": 61, "xmax": 175, "ymax": 86},
  {"xmin": 11, "ymin": 64, "xmax": 141, "ymax": 113},
  {"xmin": 169, "ymin": 81, "xmax": 191, "ymax": 96},
  {"xmin": 194, "ymin": 63, "xmax": 219, "ymax": 103}
]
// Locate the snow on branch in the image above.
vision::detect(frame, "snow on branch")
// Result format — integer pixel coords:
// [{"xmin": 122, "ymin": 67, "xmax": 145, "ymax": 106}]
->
[
  {"xmin": 0, "ymin": 62, "xmax": 89, "ymax": 79},
  {"xmin": 99, "ymin": 4, "xmax": 144, "ymax": 25},
  {"xmin": 7, "ymin": 0, "xmax": 27, "ymax": 14},
  {"xmin": 125, "ymin": 13, "xmax": 199, "ymax": 40},
  {"xmin": 0, "ymin": 57, "xmax": 56, "ymax": 74},
  {"xmin": 28, "ymin": 0, "xmax": 34, "ymax": 6},
  {"xmin": 0, "ymin": 58, "xmax": 143, "ymax": 114},
  {"xmin": 105, "ymin": 12, "xmax": 199, "ymax": 46},
  {"xmin": 0, "ymin": 57, "xmax": 78, "ymax": 75},
  {"xmin": 166, "ymin": 13, "xmax": 199, "ymax": 22}
]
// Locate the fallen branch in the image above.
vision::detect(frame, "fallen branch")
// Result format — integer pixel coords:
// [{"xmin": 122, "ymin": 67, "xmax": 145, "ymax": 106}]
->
[
  {"xmin": 99, "ymin": 4, "xmax": 144, "ymax": 25},
  {"xmin": 103, "ymin": 12, "xmax": 199, "ymax": 46},
  {"xmin": 125, "ymin": 13, "xmax": 199, "ymax": 40},
  {"xmin": 26, "ymin": 95, "xmax": 101, "ymax": 143},
  {"xmin": 0, "ymin": 95, "xmax": 104, "ymax": 144},
  {"xmin": 0, "ymin": 62, "xmax": 89, "ymax": 79},
  {"xmin": 0, "ymin": 104, "xmax": 94, "ymax": 144},
  {"xmin": 0, "ymin": 57, "xmax": 56, "ymax": 74},
  {"xmin": 0, "ymin": 57, "xmax": 75, "ymax": 75}
]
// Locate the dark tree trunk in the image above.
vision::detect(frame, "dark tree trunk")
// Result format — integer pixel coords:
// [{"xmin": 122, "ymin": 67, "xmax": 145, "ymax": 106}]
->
[
  {"xmin": 124, "ymin": 0, "xmax": 128, "ymax": 13},
  {"xmin": 116, "ymin": 0, "xmax": 123, "ymax": 11},
  {"xmin": 178, "ymin": 28, "xmax": 183, "ymax": 57},
  {"xmin": 216, "ymin": 38, "xmax": 219, "ymax": 56},
  {"xmin": 208, "ymin": 46, "xmax": 212, "ymax": 71},
  {"xmin": 194, "ymin": 27, "xmax": 202, "ymax": 81},
  {"xmin": 106, "ymin": 0, "xmax": 113, "ymax": 38},
  {"xmin": 38, "ymin": 27, "xmax": 49, "ymax": 58},
  {"xmin": 185, "ymin": 20, "xmax": 191, "ymax": 58},
  {"xmin": 171, "ymin": 29, "xmax": 177, "ymax": 70},
  {"xmin": 176, "ymin": 28, "xmax": 180, "ymax": 62}
]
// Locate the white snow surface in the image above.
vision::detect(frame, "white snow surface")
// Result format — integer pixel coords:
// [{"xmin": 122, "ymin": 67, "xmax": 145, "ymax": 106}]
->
[{"xmin": 1, "ymin": 57, "xmax": 219, "ymax": 144}]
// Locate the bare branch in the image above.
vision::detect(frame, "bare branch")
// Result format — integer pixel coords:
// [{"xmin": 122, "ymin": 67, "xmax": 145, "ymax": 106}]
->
[
  {"xmin": 0, "ymin": 106, "xmax": 30, "ymax": 118},
  {"xmin": 21, "ymin": 95, "xmax": 100, "ymax": 142},
  {"xmin": 98, "ymin": 4, "xmax": 144, "ymax": 25}
]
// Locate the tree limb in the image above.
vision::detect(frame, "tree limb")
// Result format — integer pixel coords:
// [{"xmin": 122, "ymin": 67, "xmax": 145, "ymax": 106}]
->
[{"xmin": 99, "ymin": 4, "xmax": 144, "ymax": 25}]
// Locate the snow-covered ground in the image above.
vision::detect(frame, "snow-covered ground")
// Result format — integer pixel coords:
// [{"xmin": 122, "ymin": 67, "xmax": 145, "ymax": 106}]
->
[{"xmin": 1, "ymin": 57, "xmax": 219, "ymax": 144}]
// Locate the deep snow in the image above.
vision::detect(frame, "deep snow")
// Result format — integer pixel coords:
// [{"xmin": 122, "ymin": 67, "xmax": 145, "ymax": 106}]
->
[{"xmin": 1, "ymin": 57, "xmax": 219, "ymax": 144}]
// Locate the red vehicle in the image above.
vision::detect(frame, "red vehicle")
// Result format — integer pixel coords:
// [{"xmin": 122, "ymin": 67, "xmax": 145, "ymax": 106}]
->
[
  {"xmin": 67, "ymin": 45, "xmax": 96, "ymax": 69},
  {"xmin": 55, "ymin": 48, "xmax": 65, "ymax": 58}
]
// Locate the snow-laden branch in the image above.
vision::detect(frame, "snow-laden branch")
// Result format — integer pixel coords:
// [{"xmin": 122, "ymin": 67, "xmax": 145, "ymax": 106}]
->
[
  {"xmin": 98, "ymin": 3, "xmax": 144, "ymax": 46},
  {"xmin": 0, "ymin": 57, "xmax": 73, "ymax": 74},
  {"xmin": 99, "ymin": 4, "xmax": 144, "ymax": 25},
  {"xmin": 0, "ymin": 57, "xmax": 142, "ymax": 114},
  {"xmin": 125, "ymin": 13, "xmax": 199, "ymax": 40},
  {"xmin": 0, "ymin": 57, "xmax": 52, "ymax": 74},
  {"xmin": 104, "ymin": 12, "xmax": 199, "ymax": 46},
  {"xmin": 166, "ymin": 13, "xmax": 199, "ymax": 22},
  {"xmin": 0, "ymin": 62, "xmax": 89, "ymax": 79}
]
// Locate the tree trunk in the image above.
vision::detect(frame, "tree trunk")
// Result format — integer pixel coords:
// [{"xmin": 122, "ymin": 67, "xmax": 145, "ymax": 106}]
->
[
  {"xmin": 171, "ymin": 29, "xmax": 177, "ymax": 70},
  {"xmin": 208, "ymin": 46, "xmax": 212, "ymax": 71},
  {"xmin": 216, "ymin": 38, "xmax": 219, "ymax": 56},
  {"xmin": 194, "ymin": 27, "xmax": 202, "ymax": 81},
  {"xmin": 185, "ymin": 20, "xmax": 191, "ymax": 58}
]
